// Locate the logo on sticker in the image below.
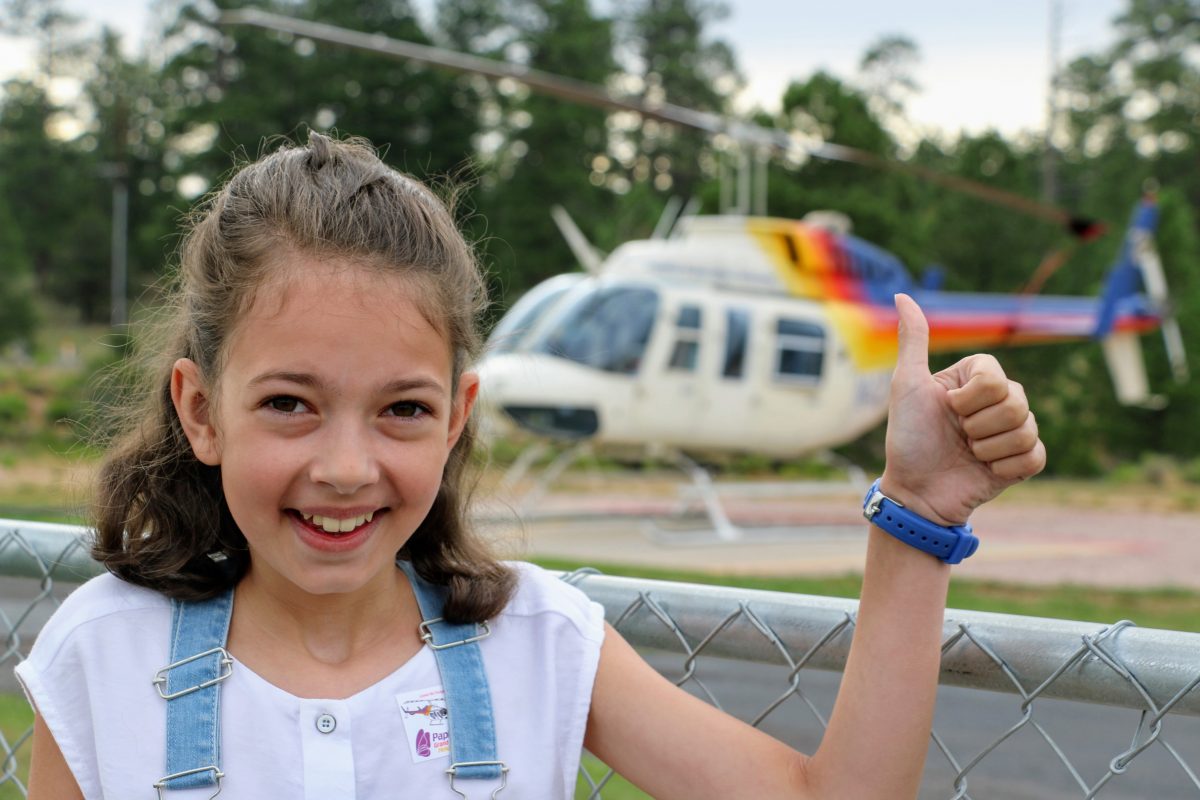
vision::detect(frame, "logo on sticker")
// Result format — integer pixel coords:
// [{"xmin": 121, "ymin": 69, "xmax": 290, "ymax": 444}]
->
[
  {"xmin": 397, "ymin": 685, "xmax": 452, "ymax": 763},
  {"xmin": 402, "ymin": 702, "xmax": 448, "ymax": 724}
]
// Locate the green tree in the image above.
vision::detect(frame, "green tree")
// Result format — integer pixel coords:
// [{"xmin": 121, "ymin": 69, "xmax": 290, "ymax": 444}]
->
[
  {"xmin": 156, "ymin": 0, "xmax": 479, "ymax": 189},
  {"xmin": 82, "ymin": 27, "xmax": 175, "ymax": 321},
  {"xmin": 617, "ymin": 0, "xmax": 740, "ymax": 206},
  {"xmin": 0, "ymin": 190, "xmax": 38, "ymax": 347},
  {"xmin": 857, "ymin": 34, "xmax": 920, "ymax": 143},
  {"xmin": 763, "ymin": 71, "xmax": 930, "ymax": 266},
  {"xmin": 0, "ymin": 80, "xmax": 109, "ymax": 321},
  {"xmin": 475, "ymin": 0, "xmax": 617, "ymax": 297},
  {"xmin": 0, "ymin": 0, "xmax": 83, "ymax": 80}
]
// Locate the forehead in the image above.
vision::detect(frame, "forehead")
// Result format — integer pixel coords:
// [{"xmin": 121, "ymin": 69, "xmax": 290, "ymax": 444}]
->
[{"xmin": 223, "ymin": 257, "xmax": 453, "ymax": 382}]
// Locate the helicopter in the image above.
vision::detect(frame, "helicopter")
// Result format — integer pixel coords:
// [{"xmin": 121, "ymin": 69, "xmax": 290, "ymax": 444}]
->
[
  {"xmin": 219, "ymin": 10, "xmax": 1187, "ymax": 536},
  {"xmin": 478, "ymin": 196, "xmax": 1179, "ymax": 455}
]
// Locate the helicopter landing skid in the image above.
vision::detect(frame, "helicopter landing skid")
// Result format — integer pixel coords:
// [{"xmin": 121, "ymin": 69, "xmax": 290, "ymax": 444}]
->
[
  {"xmin": 642, "ymin": 451, "xmax": 865, "ymax": 545},
  {"xmin": 499, "ymin": 440, "xmax": 594, "ymax": 517}
]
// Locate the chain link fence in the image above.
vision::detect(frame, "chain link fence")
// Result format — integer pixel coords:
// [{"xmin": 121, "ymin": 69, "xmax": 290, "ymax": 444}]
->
[{"xmin": 1, "ymin": 519, "xmax": 1199, "ymax": 798}]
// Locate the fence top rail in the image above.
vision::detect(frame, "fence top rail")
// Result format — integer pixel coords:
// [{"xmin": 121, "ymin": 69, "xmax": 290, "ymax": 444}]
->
[{"xmin": 4, "ymin": 519, "xmax": 1198, "ymax": 717}]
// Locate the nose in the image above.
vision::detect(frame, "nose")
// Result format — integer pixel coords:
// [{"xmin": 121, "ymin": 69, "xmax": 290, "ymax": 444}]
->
[{"xmin": 309, "ymin": 421, "xmax": 380, "ymax": 495}]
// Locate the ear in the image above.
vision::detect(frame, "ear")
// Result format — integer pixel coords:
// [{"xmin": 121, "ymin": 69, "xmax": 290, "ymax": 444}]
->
[
  {"xmin": 171, "ymin": 358, "xmax": 222, "ymax": 466},
  {"xmin": 446, "ymin": 371, "xmax": 480, "ymax": 451}
]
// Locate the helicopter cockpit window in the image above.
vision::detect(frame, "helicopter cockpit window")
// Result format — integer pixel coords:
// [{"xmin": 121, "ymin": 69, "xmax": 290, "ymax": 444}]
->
[
  {"xmin": 667, "ymin": 304, "xmax": 703, "ymax": 371},
  {"xmin": 534, "ymin": 285, "xmax": 660, "ymax": 374},
  {"xmin": 722, "ymin": 308, "xmax": 750, "ymax": 379},
  {"xmin": 487, "ymin": 274, "xmax": 582, "ymax": 354},
  {"xmin": 775, "ymin": 318, "xmax": 825, "ymax": 383}
]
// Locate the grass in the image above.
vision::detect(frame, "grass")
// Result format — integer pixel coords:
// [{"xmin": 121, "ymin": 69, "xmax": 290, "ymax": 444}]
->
[
  {"xmin": 0, "ymin": 693, "xmax": 32, "ymax": 799},
  {"xmin": 577, "ymin": 755, "xmax": 650, "ymax": 799}
]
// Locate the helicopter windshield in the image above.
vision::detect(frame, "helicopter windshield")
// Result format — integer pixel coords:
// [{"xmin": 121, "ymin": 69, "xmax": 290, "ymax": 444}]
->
[
  {"xmin": 532, "ymin": 283, "xmax": 660, "ymax": 374},
  {"xmin": 487, "ymin": 273, "xmax": 584, "ymax": 354}
]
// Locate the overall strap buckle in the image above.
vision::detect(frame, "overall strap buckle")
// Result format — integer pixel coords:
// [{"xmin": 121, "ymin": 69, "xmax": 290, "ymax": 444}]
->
[
  {"xmin": 419, "ymin": 618, "xmax": 492, "ymax": 650},
  {"xmin": 153, "ymin": 647, "xmax": 234, "ymax": 699},
  {"xmin": 447, "ymin": 761, "xmax": 509, "ymax": 799},
  {"xmin": 154, "ymin": 765, "xmax": 225, "ymax": 799}
]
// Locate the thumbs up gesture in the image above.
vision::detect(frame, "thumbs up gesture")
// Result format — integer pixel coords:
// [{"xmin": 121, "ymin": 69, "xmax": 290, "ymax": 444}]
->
[{"xmin": 881, "ymin": 294, "xmax": 1046, "ymax": 527}]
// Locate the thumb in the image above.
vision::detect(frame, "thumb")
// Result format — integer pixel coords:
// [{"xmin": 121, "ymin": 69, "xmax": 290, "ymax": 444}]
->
[{"xmin": 894, "ymin": 293, "xmax": 930, "ymax": 377}]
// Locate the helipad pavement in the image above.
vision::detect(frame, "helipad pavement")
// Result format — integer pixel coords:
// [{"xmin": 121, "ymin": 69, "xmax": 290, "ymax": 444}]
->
[{"xmin": 479, "ymin": 485, "xmax": 1200, "ymax": 589}]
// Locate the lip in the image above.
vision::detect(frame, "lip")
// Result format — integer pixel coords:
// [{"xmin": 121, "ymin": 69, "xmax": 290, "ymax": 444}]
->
[{"xmin": 287, "ymin": 508, "xmax": 386, "ymax": 554}]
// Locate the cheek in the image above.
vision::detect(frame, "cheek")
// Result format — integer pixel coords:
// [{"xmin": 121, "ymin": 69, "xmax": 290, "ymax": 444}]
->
[
  {"xmin": 219, "ymin": 437, "xmax": 300, "ymax": 517},
  {"xmin": 393, "ymin": 440, "xmax": 453, "ymax": 497}
]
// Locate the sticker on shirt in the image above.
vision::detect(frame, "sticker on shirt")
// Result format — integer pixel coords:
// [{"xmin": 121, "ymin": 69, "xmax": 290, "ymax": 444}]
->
[{"xmin": 397, "ymin": 685, "xmax": 451, "ymax": 763}]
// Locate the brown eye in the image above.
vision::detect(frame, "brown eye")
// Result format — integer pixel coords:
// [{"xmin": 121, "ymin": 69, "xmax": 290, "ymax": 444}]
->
[
  {"xmin": 387, "ymin": 402, "xmax": 426, "ymax": 419},
  {"xmin": 267, "ymin": 396, "xmax": 307, "ymax": 413}
]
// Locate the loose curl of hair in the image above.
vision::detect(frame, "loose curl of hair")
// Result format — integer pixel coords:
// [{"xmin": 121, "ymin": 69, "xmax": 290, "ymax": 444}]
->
[{"xmin": 91, "ymin": 132, "xmax": 514, "ymax": 623}]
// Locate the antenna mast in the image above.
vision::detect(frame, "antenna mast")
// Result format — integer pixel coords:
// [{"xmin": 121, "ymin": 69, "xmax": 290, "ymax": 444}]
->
[{"xmin": 1041, "ymin": 0, "xmax": 1062, "ymax": 204}]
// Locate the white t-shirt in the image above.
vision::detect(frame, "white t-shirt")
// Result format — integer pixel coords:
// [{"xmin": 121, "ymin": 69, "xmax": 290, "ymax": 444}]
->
[{"xmin": 15, "ymin": 562, "xmax": 606, "ymax": 799}]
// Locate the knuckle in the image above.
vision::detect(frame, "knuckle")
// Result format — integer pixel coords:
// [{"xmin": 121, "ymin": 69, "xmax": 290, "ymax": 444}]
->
[
  {"xmin": 1002, "ymin": 402, "xmax": 1028, "ymax": 429},
  {"xmin": 980, "ymin": 372, "xmax": 1008, "ymax": 401},
  {"xmin": 1017, "ymin": 426, "xmax": 1040, "ymax": 451}
]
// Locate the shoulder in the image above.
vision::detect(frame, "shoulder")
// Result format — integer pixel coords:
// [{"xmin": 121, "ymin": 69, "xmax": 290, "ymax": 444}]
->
[
  {"xmin": 24, "ymin": 572, "xmax": 168, "ymax": 668},
  {"xmin": 15, "ymin": 575, "xmax": 171, "ymax": 799},
  {"xmin": 497, "ymin": 562, "xmax": 606, "ymax": 646}
]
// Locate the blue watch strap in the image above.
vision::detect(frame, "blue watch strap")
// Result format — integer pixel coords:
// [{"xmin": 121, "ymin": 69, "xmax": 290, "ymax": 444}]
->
[{"xmin": 862, "ymin": 478, "xmax": 979, "ymax": 564}]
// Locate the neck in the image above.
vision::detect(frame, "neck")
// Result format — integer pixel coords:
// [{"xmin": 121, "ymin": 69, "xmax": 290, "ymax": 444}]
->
[{"xmin": 232, "ymin": 564, "xmax": 420, "ymax": 668}]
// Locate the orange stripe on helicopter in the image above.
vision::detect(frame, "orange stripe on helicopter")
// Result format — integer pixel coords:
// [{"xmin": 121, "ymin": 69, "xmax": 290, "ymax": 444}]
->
[{"xmin": 750, "ymin": 220, "xmax": 1158, "ymax": 373}]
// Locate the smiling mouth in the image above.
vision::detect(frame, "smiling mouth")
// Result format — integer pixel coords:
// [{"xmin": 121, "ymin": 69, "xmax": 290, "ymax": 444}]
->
[{"xmin": 292, "ymin": 509, "xmax": 384, "ymax": 535}]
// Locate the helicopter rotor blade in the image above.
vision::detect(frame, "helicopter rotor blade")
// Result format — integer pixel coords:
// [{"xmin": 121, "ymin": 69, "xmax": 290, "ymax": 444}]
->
[
  {"xmin": 219, "ymin": 8, "xmax": 1104, "ymax": 241},
  {"xmin": 549, "ymin": 205, "xmax": 604, "ymax": 273}
]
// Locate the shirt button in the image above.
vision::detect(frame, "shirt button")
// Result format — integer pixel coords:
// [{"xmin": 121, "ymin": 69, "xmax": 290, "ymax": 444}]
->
[{"xmin": 315, "ymin": 713, "xmax": 337, "ymax": 734}]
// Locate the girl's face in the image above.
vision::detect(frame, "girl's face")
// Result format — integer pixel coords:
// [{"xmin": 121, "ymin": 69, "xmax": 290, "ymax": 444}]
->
[{"xmin": 172, "ymin": 257, "xmax": 477, "ymax": 601}]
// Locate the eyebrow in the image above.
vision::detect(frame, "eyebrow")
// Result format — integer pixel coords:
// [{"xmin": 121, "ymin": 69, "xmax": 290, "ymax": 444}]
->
[{"xmin": 248, "ymin": 371, "xmax": 446, "ymax": 395}]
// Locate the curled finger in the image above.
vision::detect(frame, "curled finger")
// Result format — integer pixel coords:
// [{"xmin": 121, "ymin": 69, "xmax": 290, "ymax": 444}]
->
[
  {"xmin": 989, "ymin": 437, "xmax": 1047, "ymax": 482},
  {"xmin": 969, "ymin": 412, "xmax": 1040, "ymax": 463},
  {"xmin": 961, "ymin": 381, "xmax": 1029, "ymax": 441},
  {"xmin": 944, "ymin": 354, "xmax": 1008, "ymax": 416}
]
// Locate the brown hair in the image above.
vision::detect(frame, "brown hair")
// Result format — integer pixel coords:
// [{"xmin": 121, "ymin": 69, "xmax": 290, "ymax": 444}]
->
[{"xmin": 91, "ymin": 132, "xmax": 514, "ymax": 623}]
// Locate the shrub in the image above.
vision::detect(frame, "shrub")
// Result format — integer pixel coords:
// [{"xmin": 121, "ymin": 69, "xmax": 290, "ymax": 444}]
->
[{"xmin": 0, "ymin": 393, "xmax": 28, "ymax": 426}]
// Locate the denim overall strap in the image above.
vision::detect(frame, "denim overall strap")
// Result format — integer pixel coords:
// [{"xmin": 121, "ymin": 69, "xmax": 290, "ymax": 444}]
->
[
  {"xmin": 153, "ymin": 589, "xmax": 235, "ymax": 796},
  {"xmin": 398, "ymin": 560, "xmax": 507, "ymax": 795}
]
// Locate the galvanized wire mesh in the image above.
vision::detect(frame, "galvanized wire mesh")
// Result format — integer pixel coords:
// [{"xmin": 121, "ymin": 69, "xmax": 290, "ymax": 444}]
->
[{"xmin": 2, "ymin": 519, "xmax": 1199, "ymax": 799}]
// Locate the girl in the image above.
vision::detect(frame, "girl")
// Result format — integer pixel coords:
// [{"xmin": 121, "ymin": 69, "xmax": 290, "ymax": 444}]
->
[{"xmin": 19, "ymin": 132, "xmax": 1044, "ymax": 799}]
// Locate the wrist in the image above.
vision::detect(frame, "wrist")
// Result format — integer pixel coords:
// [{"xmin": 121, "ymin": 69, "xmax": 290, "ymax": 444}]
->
[
  {"xmin": 878, "ymin": 473, "xmax": 964, "ymax": 527},
  {"xmin": 864, "ymin": 478, "xmax": 979, "ymax": 565}
]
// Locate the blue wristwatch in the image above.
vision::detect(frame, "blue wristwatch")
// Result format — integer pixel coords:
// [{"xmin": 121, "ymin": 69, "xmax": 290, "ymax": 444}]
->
[{"xmin": 862, "ymin": 478, "xmax": 979, "ymax": 564}]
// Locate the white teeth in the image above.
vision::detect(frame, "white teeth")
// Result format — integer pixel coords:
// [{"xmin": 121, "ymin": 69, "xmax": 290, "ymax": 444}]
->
[{"xmin": 300, "ymin": 512, "xmax": 374, "ymax": 534}]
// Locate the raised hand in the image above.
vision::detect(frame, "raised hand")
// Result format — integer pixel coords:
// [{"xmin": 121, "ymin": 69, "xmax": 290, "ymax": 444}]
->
[{"xmin": 881, "ymin": 294, "xmax": 1046, "ymax": 526}]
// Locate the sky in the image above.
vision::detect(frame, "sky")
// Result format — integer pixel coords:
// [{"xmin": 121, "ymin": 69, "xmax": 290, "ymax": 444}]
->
[{"xmin": 0, "ymin": 0, "xmax": 1128, "ymax": 138}]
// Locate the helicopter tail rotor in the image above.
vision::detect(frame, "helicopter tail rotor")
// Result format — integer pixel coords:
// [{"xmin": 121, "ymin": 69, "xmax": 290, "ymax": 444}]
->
[
  {"xmin": 1094, "ymin": 196, "xmax": 1188, "ymax": 408},
  {"xmin": 1128, "ymin": 201, "xmax": 1189, "ymax": 384}
]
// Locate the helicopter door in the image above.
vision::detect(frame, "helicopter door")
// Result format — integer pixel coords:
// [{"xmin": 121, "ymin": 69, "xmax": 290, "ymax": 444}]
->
[
  {"xmin": 634, "ymin": 301, "xmax": 707, "ymax": 446},
  {"xmin": 688, "ymin": 306, "xmax": 754, "ymax": 451},
  {"xmin": 751, "ymin": 313, "xmax": 834, "ymax": 452}
]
